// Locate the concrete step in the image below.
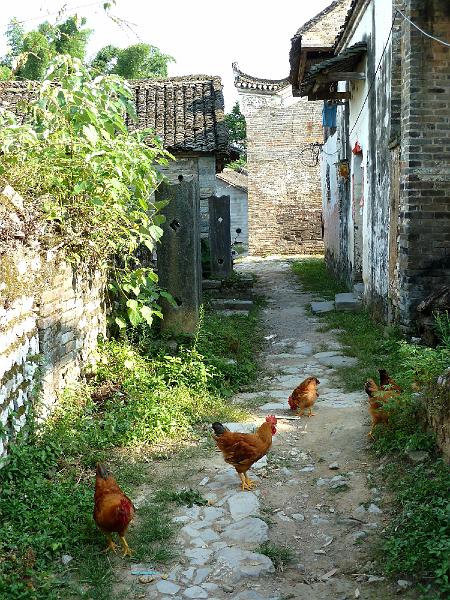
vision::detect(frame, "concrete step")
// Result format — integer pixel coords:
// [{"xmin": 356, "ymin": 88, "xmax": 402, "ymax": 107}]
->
[
  {"xmin": 211, "ymin": 299, "xmax": 254, "ymax": 311},
  {"xmin": 202, "ymin": 279, "xmax": 222, "ymax": 290},
  {"xmin": 335, "ymin": 292, "xmax": 362, "ymax": 312},
  {"xmin": 353, "ymin": 282, "xmax": 364, "ymax": 297},
  {"xmin": 311, "ymin": 300, "xmax": 335, "ymax": 314}
]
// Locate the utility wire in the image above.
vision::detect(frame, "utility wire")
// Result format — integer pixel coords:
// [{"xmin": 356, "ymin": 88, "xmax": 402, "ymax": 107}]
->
[{"xmin": 396, "ymin": 7, "xmax": 450, "ymax": 47}]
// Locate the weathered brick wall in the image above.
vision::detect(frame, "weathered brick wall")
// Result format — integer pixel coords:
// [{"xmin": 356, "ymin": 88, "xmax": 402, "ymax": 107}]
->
[
  {"xmin": 240, "ymin": 89, "xmax": 324, "ymax": 256},
  {"xmin": 0, "ymin": 189, "xmax": 106, "ymax": 462},
  {"xmin": 398, "ymin": 0, "xmax": 450, "ymax": 327}
]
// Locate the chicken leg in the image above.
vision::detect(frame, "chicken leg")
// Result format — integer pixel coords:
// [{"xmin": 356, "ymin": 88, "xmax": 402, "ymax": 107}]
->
[
  {"xmin": 119, "ymin": 535, "xmax": 132, "ymax": 557},
  {"xmin": 104, "ymin": 534, "xmax": 117, "ymax": 553},
  {"xmin": 238, "ymin": 472, "xmax": 256, "ymax": 491},
  {"xmin": 307, "ymin": 407, "xmax": 316, "ymax": 417}
]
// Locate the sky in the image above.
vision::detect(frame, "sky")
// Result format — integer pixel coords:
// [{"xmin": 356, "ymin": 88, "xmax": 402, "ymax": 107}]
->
[{"xmin": 0, "ymin": 0, "xmax": 333, "ymax": 110}]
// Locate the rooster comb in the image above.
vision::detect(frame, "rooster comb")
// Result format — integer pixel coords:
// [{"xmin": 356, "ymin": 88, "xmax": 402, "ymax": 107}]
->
[{"xmin": 265, "ymin": 415, "xmax": 277, "ymax": 424}]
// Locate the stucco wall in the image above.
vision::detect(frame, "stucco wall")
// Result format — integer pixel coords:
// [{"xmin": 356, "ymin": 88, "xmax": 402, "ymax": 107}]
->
[
  {"xmin": 238, "ymin": 88, "xmax": 324, "ymax": 256},
  {"xmin": 215, "ymin": 178, "xmax": 248, "ymax": 252}
]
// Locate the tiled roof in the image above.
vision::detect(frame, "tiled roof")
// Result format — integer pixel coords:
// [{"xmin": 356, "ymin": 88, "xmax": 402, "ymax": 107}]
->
[
  {"xmin": 291, "ymin": 0, "xmax": 351, "ymax": 48},
  {"xmin": 300, "ymin": 42, "xmax": 367, "ymax": 96},
  {"xmin": 127, "ymin": 76, "xmax": 228, "ymax": 154},
  {"xmin": 216, "ymin": 168, "xmax": 248, "ymax": 192},
  {"xmin": 289, "ymin": 0, "xmax": 352, "ymax": 94},
  {"xmin": 0, "ymin": 76, "xmax": 228, "ymax": 154},
  {"xmin": 232, "ymin": 63, "xmax": 289, "ymax": 93}
]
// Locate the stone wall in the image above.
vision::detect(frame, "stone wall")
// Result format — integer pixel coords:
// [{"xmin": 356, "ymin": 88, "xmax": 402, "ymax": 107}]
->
[
  {"xmin": 239, "ymin": 88, "xmax": 324, "ymax": 256},
  {"xmin": 0, "ymin": 191, "xmax": 106, "ymax": 461}
]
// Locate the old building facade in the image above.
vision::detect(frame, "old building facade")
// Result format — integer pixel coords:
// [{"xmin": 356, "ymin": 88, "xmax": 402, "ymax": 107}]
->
[
  {"xmin": 233, "ymin": 68, "xmax": 323, "ymax": 256},
  {"xmin": 290, "ymin": 0, "xmax": 450, "ymax": 327}
]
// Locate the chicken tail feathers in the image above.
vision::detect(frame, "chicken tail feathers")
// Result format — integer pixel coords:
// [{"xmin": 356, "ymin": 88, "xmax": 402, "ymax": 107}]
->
[
  {"xmin": 212, "ymin": 422, "xmax": 227, "ymax": 436},
  {"xmin": 96, "ymin": 462, "xmax": 110, "ymax": 479}
]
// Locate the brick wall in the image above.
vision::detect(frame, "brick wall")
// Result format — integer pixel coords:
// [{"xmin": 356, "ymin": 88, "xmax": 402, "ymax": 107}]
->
[
  {"xmin": 0, "ymin": 189, "xmax": 106, "ymax": 462},
  {"xmin": 398, "ymin": 0, "xmax": 450, "ymax": 326},
  {"xmin": 239, "ymin": 89, "xmax": 324, "ymax": 256}
]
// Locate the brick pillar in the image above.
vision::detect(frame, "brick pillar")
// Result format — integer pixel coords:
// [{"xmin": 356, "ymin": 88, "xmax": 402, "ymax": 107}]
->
[{"xmin": 398, "ymin": 0, "xmax": 450, "ymax": 327}]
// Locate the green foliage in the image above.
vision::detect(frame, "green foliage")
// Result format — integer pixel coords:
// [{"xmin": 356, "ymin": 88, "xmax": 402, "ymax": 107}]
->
[
  {"xmin": 53, "ymin": 16, "xmax": 91, "ymax": 60},
  {"xmin": 227, "ymin": 156, "xmax": 247, "ymax": 172},
  {"xmin": 4, "ymin": 18, "xmax": 25, "ymax": 68},
  {"xmin": 113, "ymin": 43, "xmax": 175, "ymax": 79},
  {"xmin": 154, "ymin": 488, "xmax": 209, "ymax": 507},
  {"xmin": 225, "ymin": 101, "xmax": 246, "ymax": 149},
  {"xmin": 0, "ymin": 54, "xmax": 172, "ymax": 327},
  {"xmin": 258, "ymin": 542, "xmax": 295, "ymax": 572},
  {"xmin": 0, "ymin": 65, "xmax": 12, "ymax": 80},
  {"xmin": 90, "ymin": 44, "xmax": 120, "ymax": 75},
  {"xmin": 291, "ymin": 257, "xmax": 347, "ymax": 300},
  {"xmin": 381, "ymin": 461, "xmax": 450, "ymax": 598},
  {"xmin": 18, "ymin": 31, "xmax": 53, "ymax": 80},
  {"xmin": 0, "ymin": 303, "xmax": 259, "ymax": 598},
  {"xmin": 5, "ymin": 16, "xmax": 92, "ymax": 80},
  {"xmin": 196, "ymin": 311, "xmax": 264, "ymax": 394}
]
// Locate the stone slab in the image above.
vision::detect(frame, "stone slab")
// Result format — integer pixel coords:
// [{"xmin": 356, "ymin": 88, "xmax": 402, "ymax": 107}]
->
[
  {"xmin": 311, "ymin": 301, "xmax": 335, "ymax": 314},
  {"xmin": 335, "ymin": 292, "xmax": 362, "ymax": 312}
]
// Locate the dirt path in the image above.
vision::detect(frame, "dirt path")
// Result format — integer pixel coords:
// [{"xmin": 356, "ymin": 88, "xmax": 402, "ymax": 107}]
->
[{"xmin": 125, "ymin": 257, "xmax": 417, "ymax": 600}]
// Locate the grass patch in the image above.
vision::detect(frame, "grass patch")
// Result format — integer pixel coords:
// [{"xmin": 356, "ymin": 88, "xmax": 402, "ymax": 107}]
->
[
  {"xmin": 379, "ymin": 460, "xmax": 450, "ymax": 598},
  {"xmin": 0, "ymin": 302, "xmax": 264, "ymax": 599},
  {"xmin": 258, "ymin": 542, "xmax": 295, "ymax": 572},
  {"xmin": 153, "ymin": 488, "xmax": 209, "ymax": 507},
  {"xmin": 291, "ymin": 256, "xmax": 347, "ymax": 300}
]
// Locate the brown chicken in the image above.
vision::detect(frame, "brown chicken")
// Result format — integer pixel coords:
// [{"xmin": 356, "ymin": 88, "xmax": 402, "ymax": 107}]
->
[
  {"xmin": 378, "ymin": 369, "xmax": 402, "ymax": 392},
  {"xmin": 212, "ymin": 416, "xmax": 277, "ymax": 491},
  {"xmin": 93, "ymin": 463, "xmax": 135, "ymax": 556},
  {"xmin": 288, "ymin": 376, "xmax": 320, "ymax": 417},
  {"xmin": 364, "ymin": 378, "xmax": 399, "ymax": 438}
]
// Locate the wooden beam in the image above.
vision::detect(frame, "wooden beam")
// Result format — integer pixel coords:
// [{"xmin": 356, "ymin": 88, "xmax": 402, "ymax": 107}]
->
[
  {"xmin": 308, "ymin": 92, "xmax": 351, "ymax": 100},
  {"xmin": 316, "ymin": 72, "xmax": 366, "ymax": 82}
]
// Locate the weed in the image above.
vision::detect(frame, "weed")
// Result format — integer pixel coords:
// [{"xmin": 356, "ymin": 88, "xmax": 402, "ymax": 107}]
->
[
  {"xmin": 0, "ymin": 302, "xmax": 263, "ymax": 599},
  {"xmin": 380, "ymin": 460, "xmax": 450, "ymax": 598},
  {"xmin": 154, "ymin": 488, "xmax": 208, "ymax": 507},
  {"xmin": 291, "ymin": 257, "xmax": 347, "ymax": 300},
  {"xmin": 258, "ymin": 542, "xmax": 295, "ymax": 572}
]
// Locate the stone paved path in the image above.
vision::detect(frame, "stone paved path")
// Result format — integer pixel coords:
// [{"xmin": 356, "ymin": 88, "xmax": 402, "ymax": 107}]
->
[{"xmin": 128, "ymin": 257, "xmax": 417, "ymax": 600}]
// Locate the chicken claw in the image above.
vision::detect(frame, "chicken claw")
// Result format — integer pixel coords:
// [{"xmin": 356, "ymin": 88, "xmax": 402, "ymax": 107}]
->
[
  {"xmin": 104, "ymin": 535, "xmax": 117, "ymax": 553},
  {"xmin": 239, "ymin": 473, "xmax": 256, "ymax": 491},
  {"xmin": 119, "ymin": 536, "xmax": 132, "ymax": 557}
]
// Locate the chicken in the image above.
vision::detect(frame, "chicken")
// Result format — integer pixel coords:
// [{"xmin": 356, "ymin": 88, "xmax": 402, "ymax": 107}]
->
[
  {"xmin": 212, "ymin": 416, "xmax": 277, "ymax": 491},
  {"xmin": 288, "ymin": 376, "xmax": 320, "ymax": 417},
  {"xmin": 364, "ymin": 378, "xmax": 399, "ymax": 438},
  {"xmin": 378, "ymin": 369, "xmax": 402, "ymax": 392},
  {"xmin": 93, "ymin": 463, "xmax": 135, "ymax": 556}
]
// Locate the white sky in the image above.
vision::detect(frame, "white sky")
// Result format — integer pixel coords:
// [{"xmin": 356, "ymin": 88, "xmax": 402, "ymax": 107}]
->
[{"xmin": 0, "ymin": 0, "xmax": 333, "ymax": 110}]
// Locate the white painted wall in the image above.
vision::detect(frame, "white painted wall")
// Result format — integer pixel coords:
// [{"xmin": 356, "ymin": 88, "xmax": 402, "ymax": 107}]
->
[{"xmin": 215, "ymin": 178, "xmax": 248, "ymax": 253}]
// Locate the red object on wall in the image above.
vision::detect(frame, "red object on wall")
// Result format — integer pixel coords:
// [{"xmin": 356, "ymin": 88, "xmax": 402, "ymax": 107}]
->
[{"xmin": 352, "ymin": 141, "xmax": 362, "ymax": 155}]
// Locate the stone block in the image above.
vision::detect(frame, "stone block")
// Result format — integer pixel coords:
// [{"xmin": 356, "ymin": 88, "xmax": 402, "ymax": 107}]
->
[
  {"xmin": 335, "ymin": 293, "xmax": 362, "ymax": 312},
  {"xmin": 208, "ymin": 195, "xmax": 232, "ymax": 279},
  {"xmin": 353, "ymin": 282, "xmax": 364, "ymax": 296},
  {"xmin": 211, "ymin": 299, "xmax": 253, "ymax": 311},
  {"xmin": 202, "ymin": 279, "xmax": 222, "ymax": 289},
  {"xmin": 156, "ymin": 180, "xmax": 202, "ymax": 334},
  {"xmin": 311, "ymin": 301, "xmax": 335, "ymax": 314}
]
